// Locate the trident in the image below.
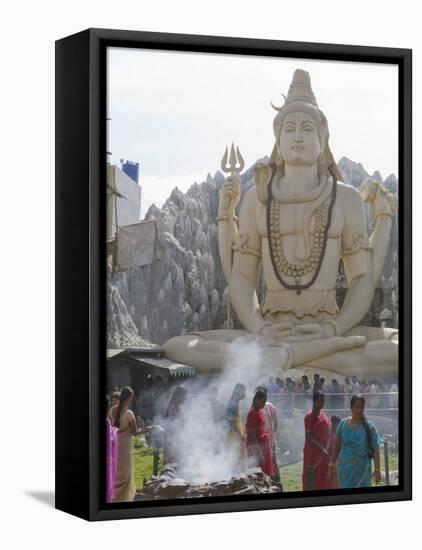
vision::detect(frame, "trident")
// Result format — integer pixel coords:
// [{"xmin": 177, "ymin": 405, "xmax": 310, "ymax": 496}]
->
[
  {"xmin": 221, "ymin": 142, "xmax": 245, "ymax": 176},
  {"xmin": 220, "ymin": 143, "xmax": 244, "ymax": 330}
]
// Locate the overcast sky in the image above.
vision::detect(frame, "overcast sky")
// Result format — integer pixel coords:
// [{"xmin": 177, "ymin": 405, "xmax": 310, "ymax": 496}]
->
[{"xmin": 107, "ymin": 47, "xmax": 398, "ymax": 218}]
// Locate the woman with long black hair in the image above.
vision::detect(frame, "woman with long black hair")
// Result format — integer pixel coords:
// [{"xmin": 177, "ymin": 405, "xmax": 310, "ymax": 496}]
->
[
  {"xmin": 245, "ymin": 389, "xmax": 274, "ymax": 478},
  {"xmin": 329, "ymin": 394, "xmax": 382, "ymax": 488},
  {"xmin": 225, "ymin": 383, "xmax": 247, "ymax": 471},
  {"xmin": 110, "ymin": 386, "xmax": 141, "ymax": 501}
]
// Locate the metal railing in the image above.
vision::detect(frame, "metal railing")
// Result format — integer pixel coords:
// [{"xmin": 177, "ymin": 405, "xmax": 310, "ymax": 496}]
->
[{"xmin": 267, "ymin": 391, "xmax": 398, "ymax": 415}]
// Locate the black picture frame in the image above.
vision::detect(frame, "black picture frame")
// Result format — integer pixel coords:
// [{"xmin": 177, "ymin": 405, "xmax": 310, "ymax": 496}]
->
[{"xmin": 55, "ymin": 28, "xmax": 412, "ymax": 521}]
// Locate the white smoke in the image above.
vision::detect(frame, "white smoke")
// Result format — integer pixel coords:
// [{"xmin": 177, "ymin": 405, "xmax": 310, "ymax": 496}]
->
[
  {"xmin": 219, "ymin": 335, "xmax": 288, "ymax": 397},
  {"xmin": 156, "ymin": 336, "xmax": 300, "ymax": 483},
  {"xmin": 167, "ymin": 389, "xmax": 240, "ymax": 483}
]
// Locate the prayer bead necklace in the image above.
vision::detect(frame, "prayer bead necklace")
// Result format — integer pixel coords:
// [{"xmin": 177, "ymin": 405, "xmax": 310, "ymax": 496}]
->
[{"xmin": 266, "ymin": 171, "xmax": 337, "ymax": 292}]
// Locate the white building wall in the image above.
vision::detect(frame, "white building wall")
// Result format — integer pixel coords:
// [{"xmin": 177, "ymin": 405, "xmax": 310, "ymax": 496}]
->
[{"xmin": 107, "ymin": 164, "xmax": 142, "ymax": 239}]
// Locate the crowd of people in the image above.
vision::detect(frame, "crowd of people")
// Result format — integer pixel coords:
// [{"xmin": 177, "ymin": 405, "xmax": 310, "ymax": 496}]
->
[
  {"xmin": 266, "ymin": 374, "xmax": 399, "ymax": 411},
  {"xmin": 206, "ymin": 382, "xmax": 384, "ymax": 492},
  {"xmin": 106, "ymin": 373, "xmax": 389, "ymax": 502}
]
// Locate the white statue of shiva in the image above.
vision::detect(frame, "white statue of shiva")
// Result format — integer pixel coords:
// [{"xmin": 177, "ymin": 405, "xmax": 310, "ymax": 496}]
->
[{"xmin": 164, "ymin": 69, "xmax": 398, "ymax": 380}]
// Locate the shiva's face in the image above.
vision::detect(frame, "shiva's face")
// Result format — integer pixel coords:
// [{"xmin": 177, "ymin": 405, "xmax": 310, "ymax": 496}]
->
[{"xmin": 278, "ymin": 111, "xmax": 321, "ymax": 167}]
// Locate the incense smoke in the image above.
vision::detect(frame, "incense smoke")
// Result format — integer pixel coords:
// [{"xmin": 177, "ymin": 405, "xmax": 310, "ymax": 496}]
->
[{"xmin": 155, "ymin": 337, "xmax": 304, "ymax": 483}]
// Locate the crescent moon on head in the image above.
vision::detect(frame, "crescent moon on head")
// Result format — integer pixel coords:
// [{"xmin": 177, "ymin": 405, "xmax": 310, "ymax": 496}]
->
[{"xmin": 271, "ymin": 93, "xmax": 288, "ymax": 112}]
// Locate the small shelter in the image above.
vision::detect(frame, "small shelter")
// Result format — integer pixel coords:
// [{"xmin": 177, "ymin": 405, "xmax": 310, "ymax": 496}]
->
[{"xmin": 106, "ymin": 347, "xmax": 196, "ymax": 395}]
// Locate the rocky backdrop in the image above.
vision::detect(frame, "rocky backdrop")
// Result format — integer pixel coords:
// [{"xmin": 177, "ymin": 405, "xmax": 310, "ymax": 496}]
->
[{"xmin": 107, "ymin": 157, "xmax": 398, "ymax": 348}]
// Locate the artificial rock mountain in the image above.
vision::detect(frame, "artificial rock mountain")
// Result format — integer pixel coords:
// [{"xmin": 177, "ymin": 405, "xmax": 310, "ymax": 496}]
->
[{"xmin": 107, "ymin": 157, "xmax": 398, "ymax": 349}]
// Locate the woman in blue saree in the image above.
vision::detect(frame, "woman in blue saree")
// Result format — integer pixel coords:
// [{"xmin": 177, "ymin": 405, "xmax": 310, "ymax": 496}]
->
[{"xmin": 329, "ymin": 395, "xmax": 382, "ymax": 488}]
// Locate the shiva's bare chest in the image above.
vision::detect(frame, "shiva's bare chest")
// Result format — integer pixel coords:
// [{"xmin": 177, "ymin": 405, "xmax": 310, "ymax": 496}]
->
[{"xmin": 256, "ymin": 200, "xmax": 344, "ymax": 239}]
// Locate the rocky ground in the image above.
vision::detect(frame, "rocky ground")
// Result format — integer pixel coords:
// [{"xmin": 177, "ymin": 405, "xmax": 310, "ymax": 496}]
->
[{"xmin": 135, "ymin": 464, "xmax": 283, "ymax": 500}]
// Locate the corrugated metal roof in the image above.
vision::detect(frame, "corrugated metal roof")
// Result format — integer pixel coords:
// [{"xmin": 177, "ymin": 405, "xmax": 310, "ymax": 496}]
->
[
  {"xmin": 107, "ymin": 346, "xmax": 164, "ymax": 360},
  {"xmin": 107, "ymin": 349, "xmax": 127, "ymax": 359},
  {"xmin": 129, "ymin": 354, "xmax": 196, "ymax": 377}
]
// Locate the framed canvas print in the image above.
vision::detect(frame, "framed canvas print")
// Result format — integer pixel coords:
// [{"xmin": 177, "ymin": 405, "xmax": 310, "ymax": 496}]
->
[{"xmin": 55, "ymin": 28, "xmax": 412, "ymax": 521}]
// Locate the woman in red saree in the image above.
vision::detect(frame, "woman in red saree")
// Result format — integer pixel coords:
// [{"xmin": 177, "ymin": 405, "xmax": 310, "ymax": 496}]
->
[
  {"xmin": 302, "ymin": 391, "xmax": 331, "ymax": 490},
  {"xmin": 246, "ymin": 389, "xmax": 274, "ymax": 477}
]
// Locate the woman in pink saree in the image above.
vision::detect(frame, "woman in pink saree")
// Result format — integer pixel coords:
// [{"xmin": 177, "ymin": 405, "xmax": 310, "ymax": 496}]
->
[
  {"xmin": 106, "ymin": 395, "xmax": 118, "ymax": 502},
  {"xmin": 106, "ymin": 397, "xmax": 117, "ymax": 502}
]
